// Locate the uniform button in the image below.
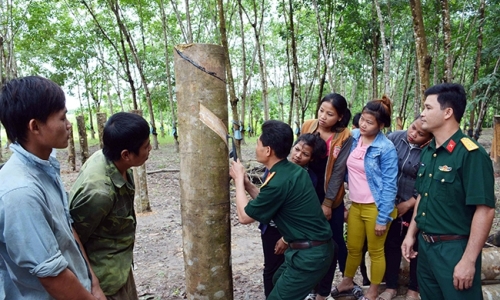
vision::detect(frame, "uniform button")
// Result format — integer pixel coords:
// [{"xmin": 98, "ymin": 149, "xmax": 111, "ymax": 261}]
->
[
  {"xmin": 441, "ymin": 179, "xmax": 445, "ymax": 183},
  {"xmin": 424, "ymin": 193, "xmax": 428, "ymax": 196},
  {"xmin": 422, "ymin": 212, "xmax": 426, "ymax": 216},
  {"xmin": 433, "ymin": 153, "xmax": 437, "ymax": 157},
  {"xmin": 429, "ymin": 173, "xmax": 432, "ymax": 177},
  {"xmin": 419, "ymin": 173, "xmax": 422, "ymax": 177}
]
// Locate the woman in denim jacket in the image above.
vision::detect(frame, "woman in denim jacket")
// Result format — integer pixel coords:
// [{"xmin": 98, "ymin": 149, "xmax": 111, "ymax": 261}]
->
[{"xmin": 332, "ymin": 96, "xmax": 398, "ymax": 300}]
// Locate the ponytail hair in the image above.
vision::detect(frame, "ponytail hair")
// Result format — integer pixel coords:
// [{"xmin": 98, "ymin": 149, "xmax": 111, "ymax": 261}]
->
[
  {"xmin": 320, "ymin": 93, "xmax": 352, "ymax": 131},
  {"xmin": 362, "ymin": 95, "xmax": 392, "ymax": 128}
]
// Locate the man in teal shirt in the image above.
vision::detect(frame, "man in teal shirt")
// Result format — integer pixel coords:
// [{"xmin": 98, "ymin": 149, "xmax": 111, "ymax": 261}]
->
[
  {"xmin": 402, "ymin": 83, "xmax": 495, "ymax": 300},
  {"xmin": 70, "ymin": 112, "xmax": 151, "ymax": 299},
  {"xmin": 230, "ymin": 120, "xmax": 334, "ymax": 299}
]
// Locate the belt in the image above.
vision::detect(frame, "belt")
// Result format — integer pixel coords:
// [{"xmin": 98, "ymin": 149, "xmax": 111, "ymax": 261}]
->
[
  {"xmin": 421, "ymin": 232, "xmax": 468, "ymax": 243},
  {"xmin": 289, "ymin": 240, "xmax": 328, "ymax": 250}
]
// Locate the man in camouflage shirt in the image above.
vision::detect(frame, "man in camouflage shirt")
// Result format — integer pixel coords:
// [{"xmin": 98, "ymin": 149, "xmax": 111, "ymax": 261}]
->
[{"xmin": 70, "ymin": 112, "xmax": 151, "ymax": 299}]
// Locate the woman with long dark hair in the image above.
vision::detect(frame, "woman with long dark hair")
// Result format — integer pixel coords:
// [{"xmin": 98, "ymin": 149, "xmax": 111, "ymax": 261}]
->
[{"xmin": 301, "ymin": 93, "xmax": 353, "ymax": 300}]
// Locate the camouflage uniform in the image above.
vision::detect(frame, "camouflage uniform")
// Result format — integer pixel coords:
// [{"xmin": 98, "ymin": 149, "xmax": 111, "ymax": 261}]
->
[{"xmin": 69, "ymin": 150, "xmax": 136, "ymax": 296}]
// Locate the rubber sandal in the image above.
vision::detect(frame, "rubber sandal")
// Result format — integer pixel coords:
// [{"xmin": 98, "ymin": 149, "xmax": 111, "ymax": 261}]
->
[
  {"xmin": 376, "ymin": 290, "xmax": 397, "ymax": 300},
  {"xmin": 352, "ymin": 286, "xmax": 364, "ymax": 299},
  {"xmin": 331, "ymin": 286, "xmax": 354, "ymax": 297},
  {"xmin": 405, "ymin": 295, "xmax": 420, "ymax": 300},
  {"xmin": 304, "ymin": 293, "xmax": 316, "ymax": 300}
]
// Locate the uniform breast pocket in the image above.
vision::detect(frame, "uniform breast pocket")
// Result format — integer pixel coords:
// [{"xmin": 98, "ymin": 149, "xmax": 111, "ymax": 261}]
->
[{"xmin": 433, "ymin": 169, "xmax": 457, "ymax": 204}]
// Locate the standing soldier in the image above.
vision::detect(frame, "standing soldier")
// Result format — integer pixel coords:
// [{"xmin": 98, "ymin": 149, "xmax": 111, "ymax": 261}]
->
[{"xmin": 402, "ymin": 83, "xmax": 495, "ymax": 300}]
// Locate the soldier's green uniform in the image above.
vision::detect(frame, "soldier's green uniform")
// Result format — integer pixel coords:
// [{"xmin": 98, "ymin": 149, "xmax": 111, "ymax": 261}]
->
[
  {"xmin": 69, "ymin": 150, "xmax": 136, "ymax": 296},
  {"xmin": 245, "ymin": 159, "xmax": 334, "ymax": 300},
  {"xmin": 415, "ymin": 129, "xmax": 495, "ymax": 300}
]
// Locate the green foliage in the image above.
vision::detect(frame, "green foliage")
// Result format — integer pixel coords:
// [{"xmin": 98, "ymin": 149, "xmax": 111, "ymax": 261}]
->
[{"xmin": 1, "ymin": 0, "xmax": 499, "ymax": 132}]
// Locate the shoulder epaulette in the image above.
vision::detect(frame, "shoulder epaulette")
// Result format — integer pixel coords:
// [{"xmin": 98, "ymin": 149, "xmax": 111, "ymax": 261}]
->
[
  {"xmin": 260, "ymin": 172, "xmax": 275, "ymax": 188},
  {"xmin": 461, "ymin": 137, "xmax": 479, "ymax": 151}
]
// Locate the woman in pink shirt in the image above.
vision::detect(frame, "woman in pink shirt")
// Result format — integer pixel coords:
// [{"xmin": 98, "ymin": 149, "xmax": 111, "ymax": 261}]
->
[{"xmin": 332, "ymin": 96, "xmax": 398, "ymax": 300}]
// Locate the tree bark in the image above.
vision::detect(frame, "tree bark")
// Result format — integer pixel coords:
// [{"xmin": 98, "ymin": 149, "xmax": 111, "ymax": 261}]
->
[
  {"xmin": 240, "ymin": 0, "xmax": 269, "ymax": 121},
  {"xmin": 432, "ymin": 24, "xmax": 440, "ymax": 85},
  {"xmin": 398, "ymin": 53, "xmax": 414, "ymax": 126},
  {"xmin": 413, "ymin": 57, "xmax": 421, "ymax": 118},
  {"xmin": 0, "ymin": 35, "xmax": 3, "ymax": 85},
  {"xmin": 159, "ymin": 0, "xmax": 180, "ymax": 151},
  {"xmin": 410, "ymin": 0, "xmax": 431, "ymax": 107},
  {"xmin": 130, "ymin": 109, "xmax": 151, "ymax": 213},
  {"xmin": 184, "ymin": 0, "xmax": 193, "ymax": 43},
  {"xmin": 67, "ymin": 125, "xmax": 76, "ymax": 171},
  {"xmin": 76, "ymin": 115, "xmax": 89, "ymax": 165},
  {"xmin": 170, "ymin": 0, "xmax": 189, "ymax": 43},
  {"xmin": 237, "ymin": 1, "xmax": 253, "ymax": 141},
  {"xmin": 474, "ymin": 57, "xmax": 500, "ymax": 140},
  {"xmin": 96, "ymin": 112, "xmax": 107, "ymax": 149},
  {"xmin": 312, "ymin": 0, "xmax": 334, "ymax": 92},
  {"xmin": 82, "ymin": 72, "xmax": 96, "ymax": 140},
  {"xmin": 370, "ymin": 28, "xmax": 379, "ymax": 100},
  {"xmin": 468, "ymin": 0, "xmax": 485, "ymax": 137},
  {"xmin": 97, "ymin": 43, "xmax": 114, "ymax": 115},
  {"xmin": 81, "ymin": 0, "xmax": 138, "ymax": 109},
  {"xmin": 174, "ymin": 43, "xmax": 233, "ymax": 299},
  {"xmin": 441, "ymin": 0, "xmax": 453, "ymax": 82},
  {"xmin": 218, "ymin": 0, "xmax": 242, "ymax": 160},
  {"xmin": 491, "ymin": 116, "xmax": 500, "ymax": 175},
  {"xmin": 281, "ymin": 0, "xmax": 301, "ymax": 127},
  {"xmin": 108, "ymin": 0, "xmax": 159, "ymax": 150},
  {"xmin": 374, "ymin": 0, "xmax": 391, "ymax": 96}
]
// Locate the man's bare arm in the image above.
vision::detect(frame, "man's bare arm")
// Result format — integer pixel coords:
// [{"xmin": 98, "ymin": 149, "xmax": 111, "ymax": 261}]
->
[
  {"xmin": 453, "ymin": 205, "xmax": 495, "ymax": 290},
  {"xmin": 244, "ymin": 176, "xmax": 260, "ymax": 199},
  {"xmin": 401, "ymin": 195, "xmax": 421, "ymax": 262},
  {"xmin": 230, "ymin": 160, "xmax": 256, "ymax": 224},
  {"xmin": 39, "ymin": 268, "xmax": 96, "ymax": 300},
  {"xmin": 72, "ymin": 228, "xmax": 106, "ymax": 299}
]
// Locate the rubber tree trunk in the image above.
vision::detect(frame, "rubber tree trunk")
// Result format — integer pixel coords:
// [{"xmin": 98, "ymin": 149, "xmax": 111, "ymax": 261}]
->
[
  {"xmin": 174, "ymin": 43, "xmax": 233, "ymax": 300},
  {"xmin": 76, "ymin": 115, "xmax": 89, "ymax": 165},
  {"xmin": 68, "ymin": 125, "xmax": 76, "ymax": 171},
  {"xmin": 491, "ymin": 116, "xmax": 500, "ymax": 174},
  {"xmin": 97, "ymin": 112, "xmax": 107, "ymax": 149},
  {"xmin": 130, "ymin": 109, "xmax": 151, "ymax": 213}
]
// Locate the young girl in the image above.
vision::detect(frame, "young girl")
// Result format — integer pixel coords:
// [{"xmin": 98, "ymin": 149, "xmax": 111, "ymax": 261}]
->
[
  {"xmin": 332, "ymin": 96, "xmax": 398, "ymax": 300},
  {"xmin": 378, "ymin": 117, "xmax": 432, "ymax": 300},
  {"xmin": 301, "ymin": 93, "xmax": 352, "ymax": 300},
  {"xmin": 260, "ymin": 133, "xmax": 326, "ymax": 298}
]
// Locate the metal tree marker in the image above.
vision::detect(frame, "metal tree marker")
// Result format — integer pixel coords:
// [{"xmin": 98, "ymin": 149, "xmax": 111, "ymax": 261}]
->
[{"xmin": 174, "ymin": 44, "xmax": 233, "ymax": 300}]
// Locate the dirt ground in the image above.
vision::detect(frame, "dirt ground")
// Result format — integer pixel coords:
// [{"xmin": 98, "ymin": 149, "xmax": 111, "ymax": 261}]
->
[{"xmin": 7, "ymin": 128, "xmax": 497, "ymax": 300}]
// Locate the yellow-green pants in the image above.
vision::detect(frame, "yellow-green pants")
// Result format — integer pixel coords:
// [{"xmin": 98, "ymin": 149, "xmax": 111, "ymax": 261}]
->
[{"xmin": 344, "ymin": 202, "xmax": 396, "ymax": 284}]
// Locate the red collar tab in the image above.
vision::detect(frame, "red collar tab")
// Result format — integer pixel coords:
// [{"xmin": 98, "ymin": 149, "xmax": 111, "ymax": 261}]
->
[{"xmin": 446, "ymin": 139, "xmax": 456, "ymax": 153}]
